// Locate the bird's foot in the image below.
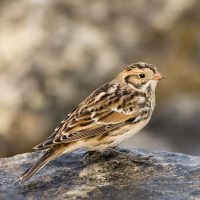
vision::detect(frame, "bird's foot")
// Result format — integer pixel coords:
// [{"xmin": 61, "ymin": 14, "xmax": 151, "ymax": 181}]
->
[
  {"xmin": 107, "ymin": 148, "xmax": 153, "ymax": 163},
  {"xmin": 81, "ymin": 151, "xmax": 100, "ymax": 164}
]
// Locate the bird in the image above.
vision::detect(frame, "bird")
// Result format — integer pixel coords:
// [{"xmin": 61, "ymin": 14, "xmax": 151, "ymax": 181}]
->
[{"xmin": 19, "ymin": 62, "xmax": 165, "ymax": 183}]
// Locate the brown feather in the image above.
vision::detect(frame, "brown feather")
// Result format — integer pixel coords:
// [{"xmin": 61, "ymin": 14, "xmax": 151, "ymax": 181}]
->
[
  {"xmin": 19, "ymin": 62, "xmax": 164, "ymax": 183},
  {"xmin": 33, "ymin": 91, "xmax": 147, "ymax": 150}
]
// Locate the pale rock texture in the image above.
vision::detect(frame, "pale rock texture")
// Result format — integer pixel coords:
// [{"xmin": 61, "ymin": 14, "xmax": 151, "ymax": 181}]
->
[
  {"xmin": 1, "ymin": 148, "xmax": 200, "ymax": 199},
  {"xmin": 1, "ymin": 0, "xmax": 200, "ymax": 157}
]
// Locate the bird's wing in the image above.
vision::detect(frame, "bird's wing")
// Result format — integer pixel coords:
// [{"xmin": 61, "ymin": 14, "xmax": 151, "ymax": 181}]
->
[{"xmin": 34, "ymin": 84, "xmax": 147, "ymax": 150}]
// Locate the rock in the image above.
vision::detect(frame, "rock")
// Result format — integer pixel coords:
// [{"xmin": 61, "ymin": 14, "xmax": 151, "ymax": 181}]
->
[
  {"xmin": 1, "ymin": 0, "xmax": 200, "ymax": 158},
  {"xmin": 1, "ymin": 148, "xmax": 200, "ymax": 199},
  {"xmin": 0, "ymin": 190, "xmax": 26, "ymax": 200}
]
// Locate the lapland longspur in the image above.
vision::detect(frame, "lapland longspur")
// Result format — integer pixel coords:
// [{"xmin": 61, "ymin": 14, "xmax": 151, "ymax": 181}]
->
[{"xmin": 19, "ymin": 62, "xmax": 165, "ymax": 183}]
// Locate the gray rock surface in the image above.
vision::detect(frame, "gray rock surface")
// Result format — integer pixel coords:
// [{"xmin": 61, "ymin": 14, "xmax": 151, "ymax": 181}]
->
[
  {"xmin": 1, "ymin": 148, "xmax": 200, "ymax": 200},
  {"xmin": 0, "ymin": 189, "xmax": 26, "ymax": 200},
  {"xmin": 1, "ymin": 0, "xmax": 200, "ymax": 158}
]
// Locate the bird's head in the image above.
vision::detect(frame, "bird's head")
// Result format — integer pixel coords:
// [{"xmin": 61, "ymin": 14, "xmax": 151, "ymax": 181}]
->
[{"xmin": 119, "ymin": 62, "xmax": 165, "ymax": 91}]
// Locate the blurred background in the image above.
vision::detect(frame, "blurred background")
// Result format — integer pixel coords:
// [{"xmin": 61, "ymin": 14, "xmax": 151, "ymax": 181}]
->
[{"xmin": 0, "ymin": 0, "xmax": 200, "ymax": 158}]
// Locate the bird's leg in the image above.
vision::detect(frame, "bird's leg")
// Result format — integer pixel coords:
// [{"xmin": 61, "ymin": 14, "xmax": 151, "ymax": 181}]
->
[
  {"xmin": 107, "ymin": 147, "xmax": 151, "ymax": 163},
  {"xmin": 81, "ymin": 151, "xmax": 99, "ymax": 164},
  {"xmin": 81, "ymin": 151, "xmax": 94, "ymax": 161}
]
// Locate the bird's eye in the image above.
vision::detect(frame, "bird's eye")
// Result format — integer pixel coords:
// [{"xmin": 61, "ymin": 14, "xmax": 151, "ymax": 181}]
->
[{"xmin": 139, "ymin": 73, "xmax": 145, "ymax": 78}]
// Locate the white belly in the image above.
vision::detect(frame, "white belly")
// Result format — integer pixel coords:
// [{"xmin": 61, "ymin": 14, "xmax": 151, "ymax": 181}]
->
[
  {"xmin": 85, "ymin": 118, "xmax": 150, "ymax": 151},
  {"xmin": 108, "ymin": 119, "xmax": 149, "ymax": 148}
]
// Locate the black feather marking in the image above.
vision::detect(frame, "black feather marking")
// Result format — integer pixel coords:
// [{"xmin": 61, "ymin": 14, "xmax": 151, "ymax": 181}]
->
[
  {"xmin": 62, "ymin": 134, "xmax": 68, "ymax": 140},
  {"xmin": 82, "ymin": 117, "xmax": 92, "ymax": 121},
  {"xmin": 89, "ymin": 83, "xmax": 110, "ymax": 100},
  {"xmin": 98, "ymin": 106, "xmax": 104, "ymax": 110},
  {"xmin": 126, "ymin": 66, "xmax": 133, "ymax": 71},
  {"xmin": 125, "ymin": 117, "xmax": 136, "ymax": 123},
  {"xmin": 79, "ymin": 120, "xmax": 93, "ymax": 127},
  {"xmin": 79, "ymin": 110, "xmax": 91, "ymax": 117},
  {"xmin": 107, "ymin": 140, "xmax": 114, "ymax": 144},
  {"xmin": 98, "ymin": 132, "xmax": 110, "ymax": 141},
  {"xmin": 35, "ymin": 143, "xmax": 45, "ymax": 149},
  {"xmin": 130, "ymin": 93, "xmax": 135, "ymax": 99},
  {"xmin": 124, "ymin": 75, "xmax": 141, "ymax": 89},
  {"xmin": 94, "ymin": 143, "xmax": 103, "ymax": 147},
  {"xmin": 63, "ymin": 114, "xmax": 70, "ymax": 121},
  {"xmin": 125, "ymin": 63, "xmax": 157, "ymax": 73},
  {"xmin": 99, "ymin": 93, "xmax": 110, "ymax": 101},
  {"xmin": 56, "ymin": 122, "xmax": 64, "ymax": 130},
  {"xmin": 145, "ymin": 63, "xmax": 156, "ymax": 73},
  {"xmin": 114, "ymin": 97, "xmax": 120, "ymax": 103},
  {"xmin": 64, "ymin": 126, "xmax": 76, "ymax": 133},
  {"xmin": 147, "ymin": 85, "xmax": 151, "ymax": 93},
  {"xmin": 71, "ymin": 118, "xmax": 76, "ymax": 123},
  {"xmin": 44, "ymin": 139, "xmax": 54, "ymax": 146},
  {"xmin": 124, "ymin": 75, "xmax": 130, "ymax": 84},
  {"xmin": 116, "ymin": 84, "xmax": 121, "ymax": 92},
  {"xmin": 43, "ymin": 130, "xmax": 57, "ymax": 142},
  {"xmin": 122, "ymin": 90, "xmax": 131, "ymax": 95},
  {"xmin": 117, "ymin": 105, "xmax": 122, "ymax": 109},
  {"xmin": 107, "ymin": 101, "xmax": 112, "ymax": 105},
  {"xmin": 134, "ymin": 63, "xmax": 145, "ymax": 70},
  {"xmin": 54, "ymin": 136, "xmax": 62, "ymax": 143},
  {"xmin": 92, "ymin": 110, "xmax": 108, "ymax": 118}
]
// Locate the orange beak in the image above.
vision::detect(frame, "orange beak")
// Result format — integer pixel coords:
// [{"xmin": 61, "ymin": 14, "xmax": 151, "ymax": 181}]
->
[{"xmin": 152, "ymin": 71, "xmax": 165, "ymax": 81}]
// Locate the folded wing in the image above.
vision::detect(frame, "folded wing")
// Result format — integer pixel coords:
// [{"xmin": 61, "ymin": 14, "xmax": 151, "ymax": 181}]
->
[{"xmin": 34, "ymin": 85, "xmax": 147, "ymax": 150}]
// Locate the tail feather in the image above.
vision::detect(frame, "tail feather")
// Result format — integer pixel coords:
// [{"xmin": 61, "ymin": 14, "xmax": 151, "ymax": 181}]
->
[{"xmin": 18, "ymin": 145, "xmax": 63, "ymax": 183}]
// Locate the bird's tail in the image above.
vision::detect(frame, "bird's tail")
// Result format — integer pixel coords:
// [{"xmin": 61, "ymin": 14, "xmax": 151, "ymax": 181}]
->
[{"xmin": 18, "ymin": 144, "xmax": 65, "ymax": 184}]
